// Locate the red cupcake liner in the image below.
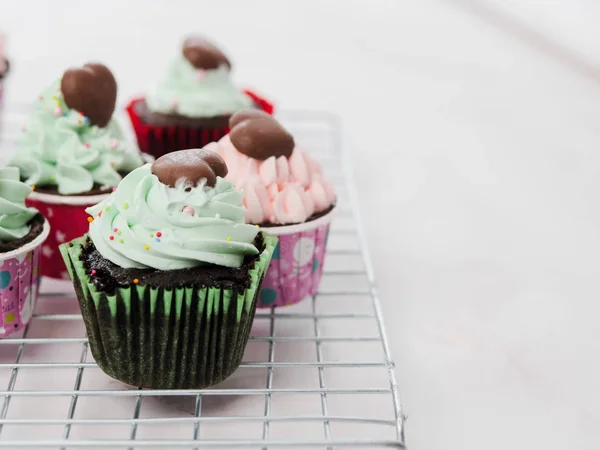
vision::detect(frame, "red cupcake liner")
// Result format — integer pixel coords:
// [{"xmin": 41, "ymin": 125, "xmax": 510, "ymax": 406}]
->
[
  {"xmin": 26, "ymin": 192, "xmax": 108, "ymax": 280},
  {"xmin": 126, "ymin": 89, "xmax": 274, "ymax": 159}
]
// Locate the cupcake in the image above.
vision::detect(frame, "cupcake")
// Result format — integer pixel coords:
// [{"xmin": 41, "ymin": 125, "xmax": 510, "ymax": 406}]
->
[
  {"xmin": 126, "ymin": 35, "xmax": 273, "ymax": 159},
  {"xmin": 9, "ymin": 63, "xmax": 146, "ymax": 279},
  {"xmin": 59, "ymin": 148, "xmax": 277, "ymax": 389},
  {"xmin": 213, "ymin": 110, "xmax": 336, "ymax": 307},
  {"xmin": 0, "ymin": 167, "xmax": 50, "ymax": 337}
]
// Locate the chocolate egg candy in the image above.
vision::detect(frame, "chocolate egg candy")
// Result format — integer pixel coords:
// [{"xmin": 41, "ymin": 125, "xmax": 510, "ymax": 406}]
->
[
  {"xmin": 152, "ymin": 147, "xmax": 228, "ymax": 188},
  {"xmin": 61, "ymin": 63, "xmax": 117, "ymax": 127},
  {"xmin": 182, "ymin": 36, "xmax": 231, "ymax": 70},
  {"xmin": 194, "ymin": 148, "xmax": 228, "ymax": 179},
  {"xmin": 229, "ymin": 110, "xmax": 294, "ymax": 160}
]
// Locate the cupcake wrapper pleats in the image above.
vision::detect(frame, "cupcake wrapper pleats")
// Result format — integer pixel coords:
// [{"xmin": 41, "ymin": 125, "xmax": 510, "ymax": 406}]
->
[{"xmin": 60, "ymin": 233, "xmax": 277, "ymax": 389}]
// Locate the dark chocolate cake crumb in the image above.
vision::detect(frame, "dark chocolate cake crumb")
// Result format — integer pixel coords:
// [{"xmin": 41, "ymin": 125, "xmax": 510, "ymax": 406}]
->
[
  {"xmin": 133, "ymin": 99, "xmax": 261, "ymax": 127},
  {"xmin": 0, "ymin": 214, "xmax": 45, "ymax": 253},
  {"xmin": 79, "ymin": 233, "xmax": 266, "ymax": 295}
]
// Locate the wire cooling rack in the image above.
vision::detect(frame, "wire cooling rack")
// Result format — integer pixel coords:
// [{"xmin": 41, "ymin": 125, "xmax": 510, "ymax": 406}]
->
[{"xmin": 0, "ymin": 104, "xmax": 406, "ymax": 448}]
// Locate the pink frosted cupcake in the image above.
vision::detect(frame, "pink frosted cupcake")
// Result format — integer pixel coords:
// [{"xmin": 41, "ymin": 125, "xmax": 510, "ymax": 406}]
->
[{"xmin": 213, "ymin": 110, "xmax": 336, "ymax": 307}]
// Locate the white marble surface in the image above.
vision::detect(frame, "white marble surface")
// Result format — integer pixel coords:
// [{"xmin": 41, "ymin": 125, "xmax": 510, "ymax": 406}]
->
[{"xmin": 1, "ymin": 0, "xmax": 599, "ymax": 448}]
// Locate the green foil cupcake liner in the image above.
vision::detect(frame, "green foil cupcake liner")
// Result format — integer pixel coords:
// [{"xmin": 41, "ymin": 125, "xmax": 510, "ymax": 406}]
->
[{"xmin": 60, "ymin": 232, "xmax": 277, "ymax": 389}]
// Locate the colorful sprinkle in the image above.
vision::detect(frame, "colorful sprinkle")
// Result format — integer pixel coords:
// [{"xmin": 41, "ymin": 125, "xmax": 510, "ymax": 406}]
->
[
  {"xmin": 119, "ymin": 239, "xmax": 124, "ymax": 244},
  {"xmin": 155, "ymin": 238, "xmax": 161, "ymax": 243},
  {"xmin": 255, "ymin": 224, "xmax": 260, "ymax": 228},
  {"xmin": 117, "ymin": 230, "xmax": 122, "ymax": 236},
  {"xmin": 182, "ymin": 206, "xmax": 195, "ymax": 216},
  {"xmin": 226, "ymin": 237, "xmax": 232, "ymax": 242},
  {"xmin": 84, "ymin": 142, "xmax": 90, "ymax": 149},
  {"xmin": 133, "ymin": 278, "xmax": 139, "ymax": 284},
  {"xmin": 149, "ymin": 234, "xmax": 154, "ymax": 238},
  {"xmin": 53, "ymin": 106, "xmax": 63, "ymax": 117},
  {"xmin": 109, "ymin": 138, "xmax": 119, "ymax": 150},
  {"xmin": 87, "ymin": 217, "xmax": 94, "ymax": 223},
  {"xmin": 91, "ymin": 270, "xmax": 96, "ymax": 275},
  {"xmin": 77, "ymin": 119, "xmax": 82, "ymax": 124},
  {"xmin": 112, "ymin": 188, "xmax": 117, "ymax": 192},
  {"xmin": 105, "ymin": 205, "xmax": 111, "ymax": 211},
  {"xmin": 144, "ymin": 244, "xmax": 150, "ymax": 251},
  {"xmin": 113, "ymin": 228, "xmax": 118, "ymax": 232},
  {"xmin": 156, "ymin": 232, "xmax": 162, "ymax": 238},
  {"xmin": 38, "ymin": 96, "xmax": 43, "ymax": 101},
  {"xmin": 98, "ymin": 210, "xmax": 103, "ymax": 218},
  {"xmin": 109, "ymin": 236, "xmax": 114, "ymax": 241},
  {"xmin": 123, "ymin": 202, "xmax": 129, "ymax": 210},
  {"xmin": 51, "ymin": 95, "xmax": 57, "ymax": 100},
  {"xmin": 31, "ymin": 185, "xmax": 36, "ymax": 190}
]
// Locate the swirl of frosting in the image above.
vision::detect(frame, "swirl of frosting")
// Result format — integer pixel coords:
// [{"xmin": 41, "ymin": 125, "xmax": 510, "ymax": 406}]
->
[
  {"xmin": 0, "ymin": 167, "xmax": 39, "ymax": 242},
  {"xmin": 146, "ymin": 55, "xmax": 252, "ymax": 117},
  {"xmin": 86, "ymin": 163, "xmax": 260, "ymax": 270},
  {"xmin": 216, "ymin": 134, "xmax": 336, "ymax": 225},
  {"xmin": 9, "ymin": 79, "xmax": 144, "ymax": 195}
]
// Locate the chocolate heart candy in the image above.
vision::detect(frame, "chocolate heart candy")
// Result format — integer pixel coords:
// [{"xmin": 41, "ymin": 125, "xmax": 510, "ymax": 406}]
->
[
  {"xmin": 152, "ymin": 147, "xmax": 228, "ymax": 188},
  {"xmin": 229, "ymin": 109, "xmax": 294, "ymax": 160},
  {"xmin": 182, "ymin": 36, "xmax": 231, "ymax": 70},
  {"xmin": 61, "ymin": 63, "xmax": 117, "ymax": 127}
]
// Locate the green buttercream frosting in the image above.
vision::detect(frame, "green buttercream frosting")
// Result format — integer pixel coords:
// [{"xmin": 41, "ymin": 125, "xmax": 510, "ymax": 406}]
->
[
  {"xmin": 146, "ymin": 56, "xmax": 252, "ymax": 117},
  {"xmin": 0, "ymin": 167, "xmax": 39, "ymax": 242},
  {"xmin": 86, "ymin": 164, "xmax": 260, "ymax": 270},
  {"xmin": 9, "ymin": 79, "xmax": 144, "ymax": 195}
]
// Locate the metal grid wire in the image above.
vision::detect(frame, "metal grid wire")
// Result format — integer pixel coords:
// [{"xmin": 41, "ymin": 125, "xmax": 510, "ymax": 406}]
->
[{"xmin": 0, "ymin": 105, "xmax": 406, "ymax": 448}]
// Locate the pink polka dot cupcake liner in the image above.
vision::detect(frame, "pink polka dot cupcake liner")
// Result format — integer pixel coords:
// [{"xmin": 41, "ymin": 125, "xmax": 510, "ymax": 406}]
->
[
  {"xmin": 0, "ymin": 219, "xmax": 49, "ymax": 338},
  {"xmin": 26, "ymin": 192, "xmax": 109, "ymax": 280},
  {"xmin": 258, "ymin": 208, "xmax": 335, "ymax": 308}
]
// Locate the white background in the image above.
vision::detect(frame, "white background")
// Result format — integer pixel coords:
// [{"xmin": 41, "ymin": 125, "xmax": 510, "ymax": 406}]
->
[{"xmin": 1, "ymin": 1, "xmax": 600, "ymax": 449}]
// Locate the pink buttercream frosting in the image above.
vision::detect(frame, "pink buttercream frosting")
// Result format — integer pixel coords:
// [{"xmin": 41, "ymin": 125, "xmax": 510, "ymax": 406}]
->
[{"xmin": 211, "ymin": 137, "xmax": 336, "ymax": 225}]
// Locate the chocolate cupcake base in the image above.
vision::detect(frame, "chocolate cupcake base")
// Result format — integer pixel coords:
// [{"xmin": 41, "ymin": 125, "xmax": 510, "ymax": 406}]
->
[
  {"xmin": 126, "ymin": 91, "xmax": 274, "ymax": 159},
  {"xmin": 60, "ymin": 232, "xmax": 277, "ymax": 389}
]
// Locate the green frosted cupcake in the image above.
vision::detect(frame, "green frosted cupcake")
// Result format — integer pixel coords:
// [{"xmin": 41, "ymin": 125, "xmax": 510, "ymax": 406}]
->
[{"xmin": 60, "ymin": 147, "xmax": 277, "ymax": 389}]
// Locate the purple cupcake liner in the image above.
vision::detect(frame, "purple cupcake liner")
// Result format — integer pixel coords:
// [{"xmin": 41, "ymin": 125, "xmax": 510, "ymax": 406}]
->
[
  {"xmin": 258, "ymin": 208, "xmax": 335, "ymax": 308},
  {"xmin": 0, "ymin": 220, "xmax": 49, "ymax": 338}
]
